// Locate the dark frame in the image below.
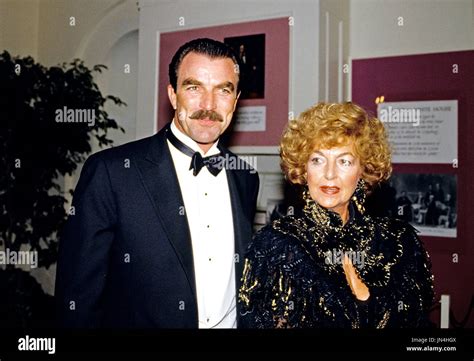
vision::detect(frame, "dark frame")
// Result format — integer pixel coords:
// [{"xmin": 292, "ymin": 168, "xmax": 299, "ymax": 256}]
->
[{"xmin": 224, "ymin": 34, "xmax": 265, "ymax": 99}]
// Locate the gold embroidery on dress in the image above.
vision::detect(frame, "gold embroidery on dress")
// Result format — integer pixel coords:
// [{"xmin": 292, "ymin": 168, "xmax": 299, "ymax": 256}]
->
[{"xmin": 238, "ymin": 181, "xmax": 434, "ymax": 328}]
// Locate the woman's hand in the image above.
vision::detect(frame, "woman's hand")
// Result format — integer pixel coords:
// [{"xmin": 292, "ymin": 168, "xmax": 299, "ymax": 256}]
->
[{"xmin": 342, "ymin": 254, "xmax": 370, "ymax": 301}]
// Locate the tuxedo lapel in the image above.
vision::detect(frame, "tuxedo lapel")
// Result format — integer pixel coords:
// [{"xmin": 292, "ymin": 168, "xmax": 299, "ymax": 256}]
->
[
  {"xmin": 223, "ymin": 154, "xmax": 250, "ymax": 327},
  {"xmin": 226, "ymin": 168, "xmax": 246, "ymax": 270},
  {"xmin": 136, "ymin": 126, "xmax": 197, "ymax": 300}
]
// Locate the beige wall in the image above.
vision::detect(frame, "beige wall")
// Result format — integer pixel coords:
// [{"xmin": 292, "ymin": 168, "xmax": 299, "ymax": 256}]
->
[
  {"xmin": 0, "ymin": 0, "xmax": 137, "ymax": 65},
  {"xmin": 0, "ymin": 0, "xmax": 40, "ymax": 58},
  {"xmin": 37, "ymin": 0, "xmax": 122, "ymax": 66}
]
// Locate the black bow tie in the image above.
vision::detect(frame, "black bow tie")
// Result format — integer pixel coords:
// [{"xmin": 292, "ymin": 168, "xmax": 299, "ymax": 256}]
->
[{"xmin": 166, "ymin": 126, "xmax": 224, "ymax": 177}]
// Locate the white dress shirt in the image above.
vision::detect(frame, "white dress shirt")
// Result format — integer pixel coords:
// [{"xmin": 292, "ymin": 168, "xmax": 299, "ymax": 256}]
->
[{"xmin": 167, "ymin": 121, "xmax": 237, "ymax": 329}]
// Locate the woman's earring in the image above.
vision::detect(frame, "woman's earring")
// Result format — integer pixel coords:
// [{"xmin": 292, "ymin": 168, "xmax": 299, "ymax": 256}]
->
[
  {"xmin": 352, "ymin": 179, "xmax": 367, "ymax": 214},
  {"xmin": 303, "ymin": 186, "xmax": 312, "ymax": 206}
]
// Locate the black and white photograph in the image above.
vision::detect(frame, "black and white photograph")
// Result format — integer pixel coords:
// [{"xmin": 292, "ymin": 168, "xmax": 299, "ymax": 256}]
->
[{"xmin": 370, "ymin": 173, "xmax": 457, "ymax": 238}]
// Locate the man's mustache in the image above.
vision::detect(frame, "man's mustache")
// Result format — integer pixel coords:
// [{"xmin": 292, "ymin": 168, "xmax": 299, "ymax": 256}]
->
[{"xmin": 189, "ymin": 110, "xmax": 223, "ymax": 122}]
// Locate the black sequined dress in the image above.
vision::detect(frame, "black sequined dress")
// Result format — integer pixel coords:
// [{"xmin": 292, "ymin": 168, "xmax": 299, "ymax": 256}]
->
[{"xmin": 239, "ymin": 188, "xmax": 434, "ymax": 328}]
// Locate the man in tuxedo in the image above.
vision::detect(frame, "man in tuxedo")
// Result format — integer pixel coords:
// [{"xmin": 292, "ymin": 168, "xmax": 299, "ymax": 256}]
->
[{"xmin": 55, "ymin": 38, "xmax": 259, "ymax": 328}]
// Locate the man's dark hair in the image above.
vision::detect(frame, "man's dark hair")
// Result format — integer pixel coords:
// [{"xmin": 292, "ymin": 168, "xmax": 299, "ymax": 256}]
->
[{"xmin": 168, "ymin": 38, "xmax": 241, "ymax": 93}]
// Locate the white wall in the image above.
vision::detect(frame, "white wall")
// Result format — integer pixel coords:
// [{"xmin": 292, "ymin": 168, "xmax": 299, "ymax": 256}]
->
[
  {"xmin": 320, "ymin": 0, "xmax": 351, "ymax": 103},
  {"xmin": 102, "ymin": 30, "xmax": 139, "ymax": 147},
  {"xmin": 349, "ymin": 0, "xmax": 473, "ymax": 59}
]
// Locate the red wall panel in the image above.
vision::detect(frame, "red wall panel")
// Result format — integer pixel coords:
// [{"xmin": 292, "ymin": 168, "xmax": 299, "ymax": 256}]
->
[{"xmin": 353, "ymin": 51, "xmax": 474, "ymax": 327}]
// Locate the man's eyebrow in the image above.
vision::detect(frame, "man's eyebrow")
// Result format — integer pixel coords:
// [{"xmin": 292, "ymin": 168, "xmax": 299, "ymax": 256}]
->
[
  {"xmin": 181, "ymin": 79, "xmax": 236, "ymax": 92},
  {"xmin": 181, "ymin": 78, "xmax": 203, "ymax": 86},
  {"xmin": 216, "ymin": 81, "xmax": 235, "ymax": 92}
]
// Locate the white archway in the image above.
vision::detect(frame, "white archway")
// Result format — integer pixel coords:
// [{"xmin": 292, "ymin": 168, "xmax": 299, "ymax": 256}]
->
[
  {"xmin": 76, "ymin": 0, "xmax": 139, "ymax": 67},
  {"xmin": 63, "ymin": 0, "xmax": 140, "ymax": 201}
]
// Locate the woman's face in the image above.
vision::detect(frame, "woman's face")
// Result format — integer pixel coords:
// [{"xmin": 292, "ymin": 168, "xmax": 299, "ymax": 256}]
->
[{"xmin": 306, "ymin": 144, "xmax": 363, "ymax": 222}]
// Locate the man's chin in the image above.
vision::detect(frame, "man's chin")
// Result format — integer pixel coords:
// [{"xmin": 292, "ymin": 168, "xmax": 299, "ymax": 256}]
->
[
  {"xmin": 191, "ymin": 129, "xmax": 221, "ymax": 144},
  {"xmin": 195, "ymin": 137, "xmax": 219, "ymax": 146}
]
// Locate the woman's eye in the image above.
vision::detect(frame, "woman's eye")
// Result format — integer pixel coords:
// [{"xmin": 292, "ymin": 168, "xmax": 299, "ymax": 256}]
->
[
  {"xmin": 340, "ymin": 159, "xmax": 352, "ymax": 166},
  {"xmin": 311, "ymin": 157, "xmax": 323, "ymax": 164}
]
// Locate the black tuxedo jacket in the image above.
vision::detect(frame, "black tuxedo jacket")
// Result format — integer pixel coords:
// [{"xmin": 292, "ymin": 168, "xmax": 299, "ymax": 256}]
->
[{"xmin": 55, "ymin": 125, "xmax": 259, "ymax": 328}]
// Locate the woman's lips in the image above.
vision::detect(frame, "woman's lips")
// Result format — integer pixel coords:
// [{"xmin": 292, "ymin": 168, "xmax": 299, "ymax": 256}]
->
[{"xmin": 320, "ymin": 186, "xmax": 340, "ymax": 195}]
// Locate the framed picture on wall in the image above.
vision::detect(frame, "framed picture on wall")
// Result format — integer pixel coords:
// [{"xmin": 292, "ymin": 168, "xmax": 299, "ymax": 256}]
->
[
  {"xmin": 224, "ymin": 34, "xmax": 265, "ymax": 100},
  {"xmin": 368, "ymin": 173, "xmax": 457, "ymax": 238},
  {"xmin": 157, "ymin": 18, "xmax": 289, "ymax": 148}
]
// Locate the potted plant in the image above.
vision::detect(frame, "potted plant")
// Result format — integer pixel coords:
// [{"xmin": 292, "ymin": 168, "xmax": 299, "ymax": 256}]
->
[{"xmin": 0, "ymin": 51, "xmax": 125, "ymax": 328}]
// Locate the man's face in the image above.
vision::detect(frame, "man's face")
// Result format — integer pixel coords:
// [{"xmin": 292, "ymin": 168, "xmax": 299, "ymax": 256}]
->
[{"xmin": 167, "ymin": 52, "xmax": 240, "ymax": 152}]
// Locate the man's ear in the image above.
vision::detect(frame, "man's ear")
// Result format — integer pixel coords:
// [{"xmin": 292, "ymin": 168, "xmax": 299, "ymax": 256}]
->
[{"xmin": 167, "ymin": 84, "xmax": 177, "ymax": 110}]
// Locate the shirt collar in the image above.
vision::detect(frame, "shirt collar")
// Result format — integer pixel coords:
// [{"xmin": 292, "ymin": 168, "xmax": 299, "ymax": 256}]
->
[{"xmin": 170, "ymin": 120, "xmax": 220, "ymax": 156}]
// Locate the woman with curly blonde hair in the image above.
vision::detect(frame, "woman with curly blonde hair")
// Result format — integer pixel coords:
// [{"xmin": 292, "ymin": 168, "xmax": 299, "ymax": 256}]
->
[{"xmin": 240, "ymin": 102, "xmax": 434, "ymax": 328}]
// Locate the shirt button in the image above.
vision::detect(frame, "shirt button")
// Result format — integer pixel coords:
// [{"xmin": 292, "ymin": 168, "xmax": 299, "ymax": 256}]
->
[
  {"xmin": 205, "ymin": 192, "xmax": 208, "ymax": 196},
  {"xmin": 207, "ymin": 225, "xmax": 210, "ymax": 228},
  {"xmin": 208, "ymin": 258, "xmax": 212, "ymax": 261}
]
